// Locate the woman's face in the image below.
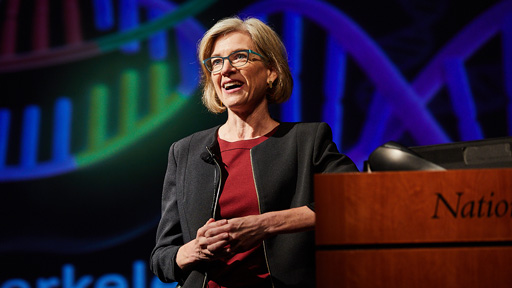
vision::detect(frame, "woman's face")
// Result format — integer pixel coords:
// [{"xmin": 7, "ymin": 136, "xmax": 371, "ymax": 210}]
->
[{"xmin": 210, "ymin": 31, "xmax": 276, "ymax": 114}]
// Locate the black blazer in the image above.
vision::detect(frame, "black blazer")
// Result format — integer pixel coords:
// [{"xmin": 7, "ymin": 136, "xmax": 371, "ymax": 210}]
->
[{"xmin": 150, "ymin": 122, "xmax": 358, "ymax": 287}]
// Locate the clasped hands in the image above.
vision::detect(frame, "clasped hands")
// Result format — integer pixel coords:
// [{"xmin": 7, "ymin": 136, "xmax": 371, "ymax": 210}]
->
[{"xmin": 177, "ymin": 215, "xmax": 268, "ymax": 270}]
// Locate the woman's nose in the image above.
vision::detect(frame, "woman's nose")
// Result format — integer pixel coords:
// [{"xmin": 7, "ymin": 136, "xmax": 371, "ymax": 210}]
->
[{"xmin": 221, "ymin": 59, "xmax": 236, "ymax": 75}]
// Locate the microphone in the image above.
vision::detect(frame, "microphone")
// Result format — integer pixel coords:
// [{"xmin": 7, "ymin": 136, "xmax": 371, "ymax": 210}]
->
[
  {"xmin": 201, "ymin": 147, "xmax": 222, "ymax": 219},
  {"xmin": 200, "ymin": 151, "xmax": 215, "ymax": 164}
]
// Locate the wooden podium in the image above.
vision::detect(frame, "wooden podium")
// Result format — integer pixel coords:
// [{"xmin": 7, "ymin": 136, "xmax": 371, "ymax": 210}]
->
[{"xmin": 315, "ymin": 168, "xmax": 512, "ymax": 288}]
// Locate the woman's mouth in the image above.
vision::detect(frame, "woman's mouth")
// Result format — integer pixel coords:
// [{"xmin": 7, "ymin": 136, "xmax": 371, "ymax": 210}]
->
[{"xmin": 223, "ymin": 81, "xmax": 244, "ymax": 91}]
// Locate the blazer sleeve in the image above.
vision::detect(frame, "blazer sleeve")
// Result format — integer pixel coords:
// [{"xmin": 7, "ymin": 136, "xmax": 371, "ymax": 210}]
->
[
  {"xmin": 150, "ymin": 142, "xmax": 187, "ymax": 284},
  {"xmin": 312, "ymin": 122, "xmax": 358, "ymax": 173},
  {"xmin": 309, "ymin": 122, "xmax": 359, "ymax": 210}
]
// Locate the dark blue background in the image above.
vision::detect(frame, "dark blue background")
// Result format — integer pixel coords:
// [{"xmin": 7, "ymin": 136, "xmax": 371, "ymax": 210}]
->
[{"xmin": 0, "ymin": 0, "xmax": 508, "ymax": 286}]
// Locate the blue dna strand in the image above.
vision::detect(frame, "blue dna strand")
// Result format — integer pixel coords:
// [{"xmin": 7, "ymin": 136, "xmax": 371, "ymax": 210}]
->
[{"xmin": 243, "ymin": 0, "xmax": 512, "ymax": 166}]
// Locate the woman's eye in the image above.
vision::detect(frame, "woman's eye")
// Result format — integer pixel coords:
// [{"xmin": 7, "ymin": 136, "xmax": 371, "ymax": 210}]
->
[
  {"xmin": 211, "ymin": 59, "xmax": 222, "ymax": 66},
  {"xmin": 233, "ymin": 53, "xmax": 248, "ymax": 61}
]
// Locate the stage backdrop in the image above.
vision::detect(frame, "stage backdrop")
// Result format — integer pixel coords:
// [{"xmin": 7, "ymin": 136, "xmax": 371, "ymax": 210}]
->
[{"xmin": 0, "ymin": 0, "xmax": 509, "ymax": 286}]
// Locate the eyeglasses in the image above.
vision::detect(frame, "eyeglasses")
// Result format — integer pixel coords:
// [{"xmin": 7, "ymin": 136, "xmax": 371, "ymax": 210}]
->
[{"xmin": 203, "ymin": 49, "xmax": 265, "ymax": 73}]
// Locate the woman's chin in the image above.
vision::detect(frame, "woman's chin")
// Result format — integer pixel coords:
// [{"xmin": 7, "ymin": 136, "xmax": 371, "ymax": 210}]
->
[{"xmin": 221, "ymin": 94, "xmax": 246, "ymax": 108}]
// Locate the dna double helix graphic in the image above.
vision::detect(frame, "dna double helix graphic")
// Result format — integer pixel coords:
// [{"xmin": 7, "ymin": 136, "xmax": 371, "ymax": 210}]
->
[
  {"xmin": 1, "ymin": 0, "xmax": 511, "ymax": 178},
  {"xmin": 0, "ymin": 0, "xmax": 510, "ymax": 254},
  {"xmin": 243, "ymin": 0, "xmax": 512, "ymax": 164},
  {"xmin": 0, "ymin": 0, "xmax": 215, "ymax": 181}
]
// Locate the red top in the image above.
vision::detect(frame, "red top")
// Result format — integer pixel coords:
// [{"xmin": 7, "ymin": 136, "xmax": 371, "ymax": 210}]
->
[{"xmin": 207, "ymin": 129, "xmax": 276, "ymax": 288}]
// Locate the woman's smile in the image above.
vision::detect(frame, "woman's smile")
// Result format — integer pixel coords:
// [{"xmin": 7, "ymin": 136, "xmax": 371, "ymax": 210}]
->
[{"xmin": 222, "ymin": 79, "xmax": 245, "ymax": 93}]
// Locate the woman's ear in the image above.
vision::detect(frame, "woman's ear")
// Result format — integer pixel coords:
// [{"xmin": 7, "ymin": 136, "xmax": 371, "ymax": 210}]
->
[{"xmin": 267, "ymin": 67, "xmax": 278, "ymax": 84}]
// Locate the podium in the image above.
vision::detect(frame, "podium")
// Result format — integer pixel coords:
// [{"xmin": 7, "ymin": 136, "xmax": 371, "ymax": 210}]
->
[{"xmin": 315, "ymin": 168, "xmax": 512, "ymax": 288}]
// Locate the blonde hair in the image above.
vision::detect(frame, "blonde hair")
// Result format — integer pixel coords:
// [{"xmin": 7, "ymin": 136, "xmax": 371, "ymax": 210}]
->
[{"xmin": 198, "ymin": 16, "xmax": 293, "ymax": 113}]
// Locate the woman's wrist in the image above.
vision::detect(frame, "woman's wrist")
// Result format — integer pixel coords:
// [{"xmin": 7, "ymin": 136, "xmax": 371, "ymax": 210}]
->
[
  {"xmin": 261, "ymin": 206, "xmax": 316, "ymax": 236},
  {"xmin": 176, "ymin": 240, "xmax": 199, "ymax": 271}
]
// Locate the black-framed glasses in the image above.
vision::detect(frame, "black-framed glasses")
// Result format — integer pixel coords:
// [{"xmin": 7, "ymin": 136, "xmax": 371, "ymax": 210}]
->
[{"xmin": 202, "ymin": 49, "xmax": 265, "ymax": 73}]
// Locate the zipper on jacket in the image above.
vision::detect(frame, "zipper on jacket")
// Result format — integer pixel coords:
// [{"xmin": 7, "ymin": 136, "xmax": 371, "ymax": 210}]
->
[
  {"xmin": 250, "ymin": 150, "xmax": 276, "ymax": 288},
  {"xmin": 202, "ymin": 146, "xmax": 223, "ymax": 288}
]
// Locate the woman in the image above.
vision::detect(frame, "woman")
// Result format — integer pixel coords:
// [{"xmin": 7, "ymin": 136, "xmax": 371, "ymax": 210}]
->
[{"xmin": 150, "ymin": 16, "xmax": 358, "ymax": 288}]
